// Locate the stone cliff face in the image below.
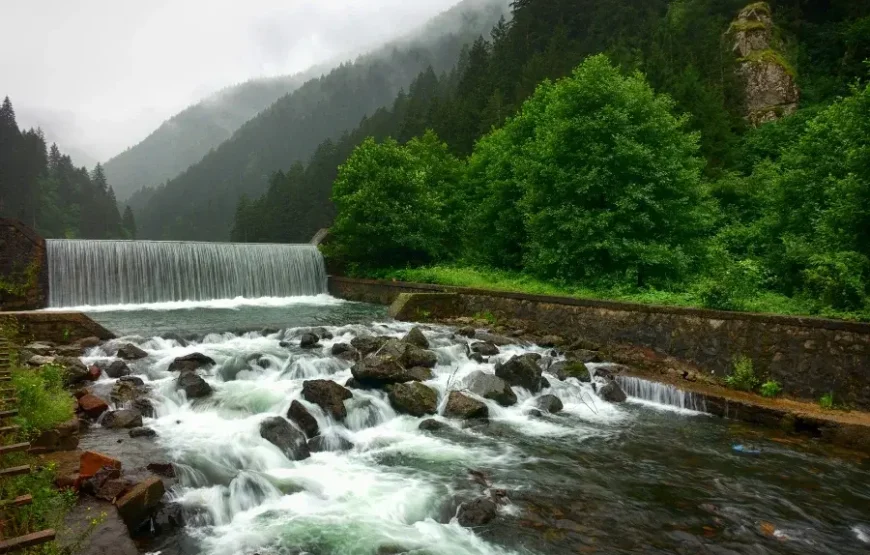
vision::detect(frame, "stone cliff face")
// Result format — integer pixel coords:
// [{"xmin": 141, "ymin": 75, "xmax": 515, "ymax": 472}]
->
[
  {"xmin": 729, "ymin": 2, "xmax": 799, "ymax": 125},
  {"xmin": 0, "ymin": 218, "xmax": 48, "ymax": 310}
]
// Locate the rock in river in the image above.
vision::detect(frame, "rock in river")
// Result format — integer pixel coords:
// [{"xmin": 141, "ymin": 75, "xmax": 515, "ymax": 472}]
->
[
  {"xmin": 495, "ymin": 354, "xmax": 544, "ymax": 392},
  {"xmin": 299, "ymin": 332, "xmax": 320, "ymax": 349},
  {"xmin": 470, "ymin": 342, "xmax": 500, "ymax": 356},
  {"xmin": 259, "ymin": 416, "xmax": 310, "ymax": 460},
  {"xmin": 443, "ymin": 391, "xmax": 489, "ymax": 421},
  {"xmin": 598, "ymin": 381, "xmax": 627, "ymax": 403},
  {"xmin": 102, "ymin": 409, "xmax": 143, "ymax": 429},
  {"xmin": 457, "ymin": 497, "xmax": 498, "ymax": 527},
  {"xmin": 117, "ymin": 343, "xmax": 148, "ymax": 360},
  {"xmin": 302, "ymin": 379, "xmax": 352, "ymax": 420},
  {"xmin": 287, "ymin": 400, "xmax": 320, "ymax": 438},
  {"xmin": 168, "ymin": 352, "xmax": 215, "ymax": 373},
  {"xmin": 535, "ymin": 394, "xmax": 564, "ymax": 414},
  {"xmin": 351, "ymin": 354, "xmax": 428, "ymax": 388},
  {"xmin": 402, "ymin": 326, "xmax": 429, "ymax": 349},
  {"xmin": 387, "ymin": 382, "xmax": 438, "ymax": 416},
  {"xmin": 380, "ymin": 339, "xmax": 437, "ymax": 369},
  {"xmin": 176, "ymin": 372, "xmax": 212, "ymax": 399},
  {"xmin": 463, "ymin": 370, "xmax": 516, "ymax": 407},
  {"xmin": 350, "ymin": 336, "xmax": 389, "ymax": 356},
  {"xmin": 105, "ymin": 360, "xmax": 131, "ymax": 379}
]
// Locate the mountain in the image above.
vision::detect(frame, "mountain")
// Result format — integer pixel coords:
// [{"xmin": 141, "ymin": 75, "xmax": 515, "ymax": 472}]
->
[
  {"xmin": 131, "ymin": 0, "xmax": 512, "ymax": 241},
  {"xmin": 103, "ymin": 74, "xmax": 313, "ymax": 200}
]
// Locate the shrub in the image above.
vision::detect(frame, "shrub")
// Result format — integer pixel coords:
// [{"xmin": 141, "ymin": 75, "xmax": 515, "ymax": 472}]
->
[
  {"xmin": 760, "ymin": 380, "xmax": 782, "ymax": 398},
  {"xmin": 819, "ymin": 392, "xmax": 835, "ymax": 410},
  {"xmin": 724, "ymin": 355, "xmax": 759, "ymax": 391},
  {"xmin": 13, "ymin": 364, "xmax": 76, "ymax": 435}
]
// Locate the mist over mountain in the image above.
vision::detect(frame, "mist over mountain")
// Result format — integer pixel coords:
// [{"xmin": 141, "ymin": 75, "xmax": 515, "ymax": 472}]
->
[{"xmin": 130, "ymin": 0, "xmax": 511, "ymax": 241}]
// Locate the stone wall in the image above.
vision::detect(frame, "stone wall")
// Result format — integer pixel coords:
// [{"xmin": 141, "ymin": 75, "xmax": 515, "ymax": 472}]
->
[
  {"xmin": 0, "ymin": 218, "xmax": 49, "ymax": 310},
  {"xmin": 0, "ymin": 311, "xmax": 115, "ymax": 344},
  {"xmin": 329, "ymin": 277, "xmax": 870, "ymax": 410}
]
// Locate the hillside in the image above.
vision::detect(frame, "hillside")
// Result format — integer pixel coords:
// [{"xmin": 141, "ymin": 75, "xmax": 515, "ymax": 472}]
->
[{"xmin": 130, "ymin": 0, "xmax": 511, "ymax": 240}]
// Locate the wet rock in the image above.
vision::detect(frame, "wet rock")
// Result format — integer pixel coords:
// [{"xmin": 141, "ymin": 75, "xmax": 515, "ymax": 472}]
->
[
  {"xmin": 168, "ymin": 352, "xmax": 215, "ymax": 373},
  {"xmin": 344, "ymin": 377, "xmax": 366, "ymax": 390},
  {"xmin": 117, "ymin": 344, "xmax": 148, "ymax": 360},
  {"xmin": 331, "ymin": 343, "xmax": 359, "ymax": 360},
  {"xmin": 419, "ymin": 419, "xmax": 447, "ymax": 432},
  {"xmin": 59, "ymin": 357, "xmax": 91, "ymax": 387},
  {"xmin": 350, "ymin": 335, "xmax": 389, "ymax": 356},
  {"xmin": 111, "ymin": 381, "xmax": 144, "ymax": 405},
  {"xmin": 25, "ymin": 342, "xmax": 54, "ymax": 356},
  {"xmin": 380, "ymin": 339, "xmax": 437, "ymax": 369},
  {"xmin": 87, "ymin": 365, "xmax": 102, "ymax": 381},
  {"xmin": 259, "ymin": 416, "xmax": 310, "ymax": 460},
  {"xmin": 81, "ymin": 465, "xmax": 122, "ymax": 495},
  {"xmin": 463, "ymin": 371, "xmax": 517, "ymax": 407},
  {"xmin": 495, "ymin": 354, "xmax": 544, "ymax": 392},
  {"xmin": 77, "ymin": 336, "xmax": 103, "ymax": 350},
  {"xmin": 299, "ymin": 332, "xmax": 320, "ymax": 349},
  {"xmin": 132, "ymin": 398, "xmax": 155, "ymax": 418},
  {"xmin": 535, "ymin": 394, "xmax": 564, "ymax": 414},
  {"xmin": 565, "ymin": 349, "xmax": 602, "ymax": 363},
  {"xmin": 79, "ymin": 451, "xmax": 122, "ymax": 479},
  {"xmin": 307, "ymin": 435, "xmax": 354, "ymax": 453},
  {"xmin": 591, "ymin": 363, "xmax": 629, "ymax": 381},
  {"xmin": 457, "ymin": 497, "xmax": 497, "ymax": 527},
  {"xmin": 256, "ymin": 357, "xmax": 270, "ymax": 369},
  {"xmin": 407, "ymin": 366, "xmax": 434, "ymax": 381},
  {"xmin": 351, "ymin": 354, "xmax": 428, "ymax": 388},
  {"xmin": 551, "ymin": 361, "xmax": 591, "ymax": 382},
  {"xmin": 475, "ymin": 332, "xmax": 513, "ymax": 346},
  {"xmin": 176, "ymin": 371, "xmax": 212, "ymax": 399},
  {"xmin": 279, "ymin": 341, "xmax": 292, "ymax": 348},
  {"xmin": 597, "ymin": 381, "xmax": 627, "ymax": 403},
  {"xmin": 456, "ymin": 326, "xmax": 476, "ymax": 338},
  {"xmin": 387, "ymin": 382, "xmax": 438, "ymax": 417},
  {"xmin": 540, "ymin": 377, "xmax": 551, "ymax": 389},
  {"xmin": 528, "ymin": 408, "xmax": 544, "ymax": 418},
  {"xmin": 115, "ymin": 476, "xmax": 166, "ymax": 531},
  {"xmin": 105, "ymin": 360, "xmax": 131, "ymax": 379},
  {"xmin": 119, "ymin": 375, "xmax": 145, "ymax": 386},
  {"xmin": 402, "ymin": 326, "xmax": 429, "ymax": 349},
  {"xmin": 470, "ymin": 342, "xmax": 500, "ymax": 356},
  {"xmin": 27, "ymin": 354, "xmax": 56, "ymax": 367},
  {"xmin": 287, "ymin": 400, "xmax": 320, "ymax": 438},
  {"xmin": 79, "ymin": 394, "xmax": 109, "ymax": 418},
  {"xmin": 102, "ymin": 409, "xmax": 143, "ymax": 429},
  {"xmin": 443, "ymin": 391, "xmax": 489, "ymax": 421},
  {"xmin": 537, "ymin": 335, "xmax": 565, "ymax": 348},
  {"xmin": 302, "ymin": 380, "xmax": 352, "ymax": 421},
  {"xmin": 129, "ymin": 427, "xmax": 157, "ymax": 438},
  {"xmin": 95, "ymin": 478, "xmax": 134, "ymax": 501},
  {"xmin": 73, "ymin": 387, "xmax": 90, "ymax": 399},
  {"xmin": 469, "ymin": 353, "xmax": 486, "ymax": 364},
  {"xmin": 146, "ymin": 462, "xmax": 176, "ymax": 477}
]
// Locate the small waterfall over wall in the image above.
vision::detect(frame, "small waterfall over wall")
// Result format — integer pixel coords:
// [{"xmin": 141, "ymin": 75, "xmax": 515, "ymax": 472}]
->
[
  {"xmin": 617, "ymin": 375, "xmax": 707, "ymax": 412},
  {"xmin": 47, "ymin": 240, "xmax": 328, "ymax": 307}
]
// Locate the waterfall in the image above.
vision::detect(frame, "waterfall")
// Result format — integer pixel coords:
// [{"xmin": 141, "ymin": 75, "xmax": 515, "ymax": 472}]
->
[
  {"xmin": 46, "ymin": 240, "xmax": 328, "ymax": 307},
  {"xmin": 616, "ymin": 375, "xmax": 707, "ymax": 412}
]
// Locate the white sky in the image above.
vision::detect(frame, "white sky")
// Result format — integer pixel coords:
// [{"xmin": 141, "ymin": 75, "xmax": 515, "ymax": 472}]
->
[{"xmin": 2, "ymin": 0, "xmax": 459, "ymax": 165}]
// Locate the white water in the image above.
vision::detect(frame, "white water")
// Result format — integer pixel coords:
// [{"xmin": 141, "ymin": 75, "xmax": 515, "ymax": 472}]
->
[
  {"xmin": 46, "ymin": 239, "xmax": 327, "ymax": 307},
  {"xmin": 615, "ymin": 375, "xmax": 708, "ymax": 413},
  {"xmin": 41, "ymin": 294, "xmax": 343, "ymax": 314},
  {"xmin": 83, "ymin": 322, "xmax": 628, "ymax": 555}
]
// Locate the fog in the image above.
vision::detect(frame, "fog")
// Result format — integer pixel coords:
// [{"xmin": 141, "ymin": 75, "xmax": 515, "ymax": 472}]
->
[{"xmin": 2, "ymin": 0, "xmax": 460, "ymax": 165}]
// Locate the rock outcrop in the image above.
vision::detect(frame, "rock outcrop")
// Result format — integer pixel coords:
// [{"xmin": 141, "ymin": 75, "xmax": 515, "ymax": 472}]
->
[{"xmin": 729, "ymin": 2, "xmax": 799, "ymax": 125}]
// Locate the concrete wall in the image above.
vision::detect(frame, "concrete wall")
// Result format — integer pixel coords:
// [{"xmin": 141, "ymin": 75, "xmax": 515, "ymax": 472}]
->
[
  {"xmin": 0, "ymin": 311, "xmax": 115, "ymax": 344},
  {"xmin": 329, "ymin": 276, "xmax": 870, "ymax": 410},
  {"xmin": 0, "ymin": 218, "xmax": 49, "ymax": 310}
]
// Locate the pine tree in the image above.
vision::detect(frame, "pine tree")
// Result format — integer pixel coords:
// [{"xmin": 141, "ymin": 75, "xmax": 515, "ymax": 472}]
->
[
  {"xmin": 0, "ymin": 97, "xmax": 22, "ymax": 218},
  {"xmin": 122, "ymin": 205, "xmax": 137, "ymax": 239}
]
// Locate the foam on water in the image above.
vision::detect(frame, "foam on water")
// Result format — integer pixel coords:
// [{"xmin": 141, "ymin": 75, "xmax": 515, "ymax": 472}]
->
[
  {"xmin": 615, "ymin": 374, "xmax": 708, "ymax": 414},
  {"xmin": 42, "ymin": 294, "xmax": 343, "ymax": 313}
]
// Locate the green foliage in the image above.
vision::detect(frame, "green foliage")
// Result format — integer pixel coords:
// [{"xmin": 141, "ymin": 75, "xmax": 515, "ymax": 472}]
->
[
  {"xmin": 819, "ymin": 392, "xmax": 835, "ymax": 410},
  {"xmin": 760, "ymin": 380, "xmax": 782, "ymax": 398},
  {"xmin": 724, "ymin": 355, "xmax": 760, "ymax": 391},
  {"xmin": 474, "ymin": 311, "xmax": 498, "ymax": 325},
  {"xmin": 13, "ymin": 364, "xmax": 76, "ymax": 436},
  {"xmin": 0, "ymin": 463, "xmax": 78, "ymax": 550}
]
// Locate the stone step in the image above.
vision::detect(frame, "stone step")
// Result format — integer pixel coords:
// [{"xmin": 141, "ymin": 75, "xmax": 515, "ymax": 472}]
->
[
  {"xmin": 0, "ymin": 442, "xmax": 31, "ymax": 456},
  {"xmin": 0, "ymin": 410, "xmax": 19, "ymax": 418},
  {"xmin": 0, "ymin": 494, "xmax": 32, "ymax": 507},
  {"xmin": 0, "ymin": 425, "xmax": 20, "ymax": 434},
  {"xmin": 0, "ymin": 464, "xmax": 31, "ymax": 478},
  {"xmin": 0, "ymin": 529, "xmax": 56, "ymax": 554}
]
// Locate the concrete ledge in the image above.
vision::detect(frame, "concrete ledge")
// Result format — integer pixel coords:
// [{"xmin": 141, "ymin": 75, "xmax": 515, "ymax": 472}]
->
[{"xmin": 0, "ymin": 312, "xmax": 115, "ymax": 344}]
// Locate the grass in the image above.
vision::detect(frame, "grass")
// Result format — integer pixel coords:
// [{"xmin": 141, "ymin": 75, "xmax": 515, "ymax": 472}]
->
[
  {"xmin": 760, "ymin": 380, "xmax": 782, "ymax": 398},
  {"xmin": 724, "ymin": 356, "xmax": 760, "ymax": 392},
  {"xmin": 819, "ymin": 392, "xmax": 835, "ymax": 410},
  {"xmin": 12, "ymin": 364, "xmax": 77, "ymax": 437},
  {"xmin": 368, "ymin": 265, "xmax": 868, "ymax": 321}
]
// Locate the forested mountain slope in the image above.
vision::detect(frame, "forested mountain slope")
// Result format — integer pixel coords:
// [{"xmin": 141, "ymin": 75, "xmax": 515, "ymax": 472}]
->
[{"xmin": 131, "ymin": 0, "xmax": 511, "ymax": 240}]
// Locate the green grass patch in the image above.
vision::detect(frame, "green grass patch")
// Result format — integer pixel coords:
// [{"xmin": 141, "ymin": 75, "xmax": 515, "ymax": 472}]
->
[
  {"xmin": 760, "ymin": 380, "xmax": 782, "ymax": 398},
  {"xmin": 12, "ymin": 364, "xmax": 76, "ymax": 437},
  {"xmin": 725, "ymin": 355, "xmax": 760, "ymax": 392}
]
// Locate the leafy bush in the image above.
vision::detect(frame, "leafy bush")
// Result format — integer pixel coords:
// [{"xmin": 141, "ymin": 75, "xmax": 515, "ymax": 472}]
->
[
  {"xmin": 801, "ymin": 251, "xmax": 869, "ymax": 311},
  {"xmin": 760, "ymin": 380, "xmax": 782, "ymax": 398},
  {"xmin": 819, "ymin": 392, "xmax": 835, "ymax": 410},
  {"xmin": 724, "ymin": 356, "xmax": 759, "ymax": 391},
  {"xmin": 696, "ymin": 255, "xmax": 764, "ymax": 311},
  {"xmin": 13, "ymin": 364, "xmax": 76, "ymax": 435}
]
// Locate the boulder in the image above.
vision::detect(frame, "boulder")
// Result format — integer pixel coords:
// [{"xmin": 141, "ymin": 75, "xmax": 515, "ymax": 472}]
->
[
  {"xmin": 380, "ymin": 339, "xmax": 437, "ymax": 369},
  {"xmin": 79, "ymin": 451, "xmax": 122, "ymax": 479},
  {"xmin": 81, "ymin": 465, "xmax": 122, "ymax": 496},
  {"xmin": 117, "ymin": 344, "xmax": 148, "ymax": 360},
  {"xmin": 565, "ymin": 349, "xmax": 602, "ymax": 363},
  {"xmin": 129, "ymin": 427, "xmax": 157, "ymax": 438},
  {"xmin": 470, "ymin": 342, "xmax": 499, "ymax": 356},
  {"xmin": 168, "ymin": 352, "xmax": 215, "ymax": 373},
  {"xmin": 31, "ymin": 417, "xmax": 80, "ymax": 452},
  {"xmin": 95, "ymin": 478, "xmax": 134, "ymax": 502},
  {"xmin": 469, "ymin": 353, "xmax": 486, "ymax": 364},
  {"xmin": 59, "ymin": 357, "xmax": 91, "ymax": 387},
  {"xmin": 299, "ymin": 333, "xmax": 320, "ymax": 349},
  {"xmin": 133, "ymin": 398, "xmax": 156, "ymax": 418},
  {"xmin": 259, "ymin": 416, "xmax": 310, "ymax": 460},
  {"xmin": 111, "ymin": 381, "xmax": 146, "ymax": 405},
  {"xmin": 331, "ymin": 343, "xmax": 359, "ymax": 361},
  {"xmin": 387, "ymin": 382, "xmax": 438, "ymax": 417},
  {"xmin": 115, "ymin": 476, "xmax": 166, "ymax": 531},
  {"xmin": 87, "ymin": 365, "xmax": 102, "ymax": 381},
  {"xmin": 537, "ymin": 335, "xmax": 565, "ymax": 348},
  {"xmin": 307, "ymin": 435, "xmax": 354, "ymax": 453},
  {"xmin": 25, "ymin": 342, "xmax": 53, "ymax": 356},
  {"xmin": 76, "ymin": 336, "xmax": 103, "ymax": 350},
  {"xmin": 407, "ymin": 366, "xmax": 434, "ymax": 381},
  {"xmin": 443, "ymin": 391, "xmax": 489, "ymax": 421},
  {"xmin": 475, "ymin": 332, "xmax": 513, "ymax": 346},
  {"xmin": 495, "ymin": 354, "xmax": 544, "ymax": 392},
  {"xmin": 590, "ymin": 363, "xmax": 629, "ymax": 381},
  {"xmin": 552, "ymin": 361, "xmax": 591, "ymax": 382},
  {"xmin": 535, "ymin": 394, "xmax": 564, "ymax": 414},
  {"xmin": 351, "ymin": 354, "xmax": 427, "ymax": 388},
  {"xmin": 419, "ymin": 419, "xmax": 447, "ymax": 432},
  {"xmin": 105, "ymin": 360, "xmax": 131, "ymax": 379},
  {"xmin": 79, "ymin": 394, "xmax": 109, "ymax": 418},
  {"xmin": 146, "ymin": 462, "xmax": 175, "ymax": 477},
  {"xmin": 598, "ymin": 381, "xmax": 627, "ymax": 403},
  {"xmin": 350, "ymin": 335, "xmax": 389, "ymax": 356},
  {"xmin": 27, "ymin": 354, "xmax": 56, "ymax": 367},
  {"xmin": 402, "ymin": 327, "xmax": 429, "ymax": 349},
  {"xmin": 287, "ymin": 400, "xmax": 320, "ymax": 438},
  {"xmin": 463, "ymin": 371, "xmax": 517, "ymax": 407},
  {"xmin": 119, "ymin": 375, "xmax": 145, "ymax": 386},
  {"xmin": 457, "ymin": 497, "xmax": 497, "ymax": 527},
  {"xmin": 176, "ymin": 372, "xmax": 212, "ymax": 399},
  {"xmin": 302, "ymin": 380, "xmax": 352, "ymax": 420},
  {"xmin": 102, "ymin": 409, "xmax": 143, "ymax": 429},
  {"xmin": 456, "ymin": 326, "xmax": 476, "ymax": 338}
]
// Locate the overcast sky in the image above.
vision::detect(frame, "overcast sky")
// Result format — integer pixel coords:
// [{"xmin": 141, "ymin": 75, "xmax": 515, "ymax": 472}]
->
[{"xmin": 2, "ymin": 0, "xmax": 459, "ymax": 165}]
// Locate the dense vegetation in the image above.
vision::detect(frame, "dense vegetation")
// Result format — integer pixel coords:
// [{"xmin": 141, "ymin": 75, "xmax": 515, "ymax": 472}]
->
[
  {"xmin": 235, "ymin": 0, "xmax": 870, "ymax": 318},
  {"xmin": 0, "ymin": 97, "xmax": 134, "ymax": 239},
  {"xmin": 131, "ymin": 0, "xmax": 510, "ymax": 241}
]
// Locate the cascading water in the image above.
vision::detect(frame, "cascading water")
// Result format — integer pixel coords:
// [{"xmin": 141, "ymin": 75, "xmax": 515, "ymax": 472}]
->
[
  {"xmin": 616, "ymin": 375, "xmax": 707, "ymax": 412},
  {"xmin": 46, "ymin": 239, "xmax": 327, "ymax": 307}
]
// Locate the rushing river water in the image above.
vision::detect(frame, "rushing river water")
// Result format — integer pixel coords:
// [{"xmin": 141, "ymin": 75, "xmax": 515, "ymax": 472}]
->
[{"xmin": 78, "ymin": 297, "xmax": 870, "ymax": 555}]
